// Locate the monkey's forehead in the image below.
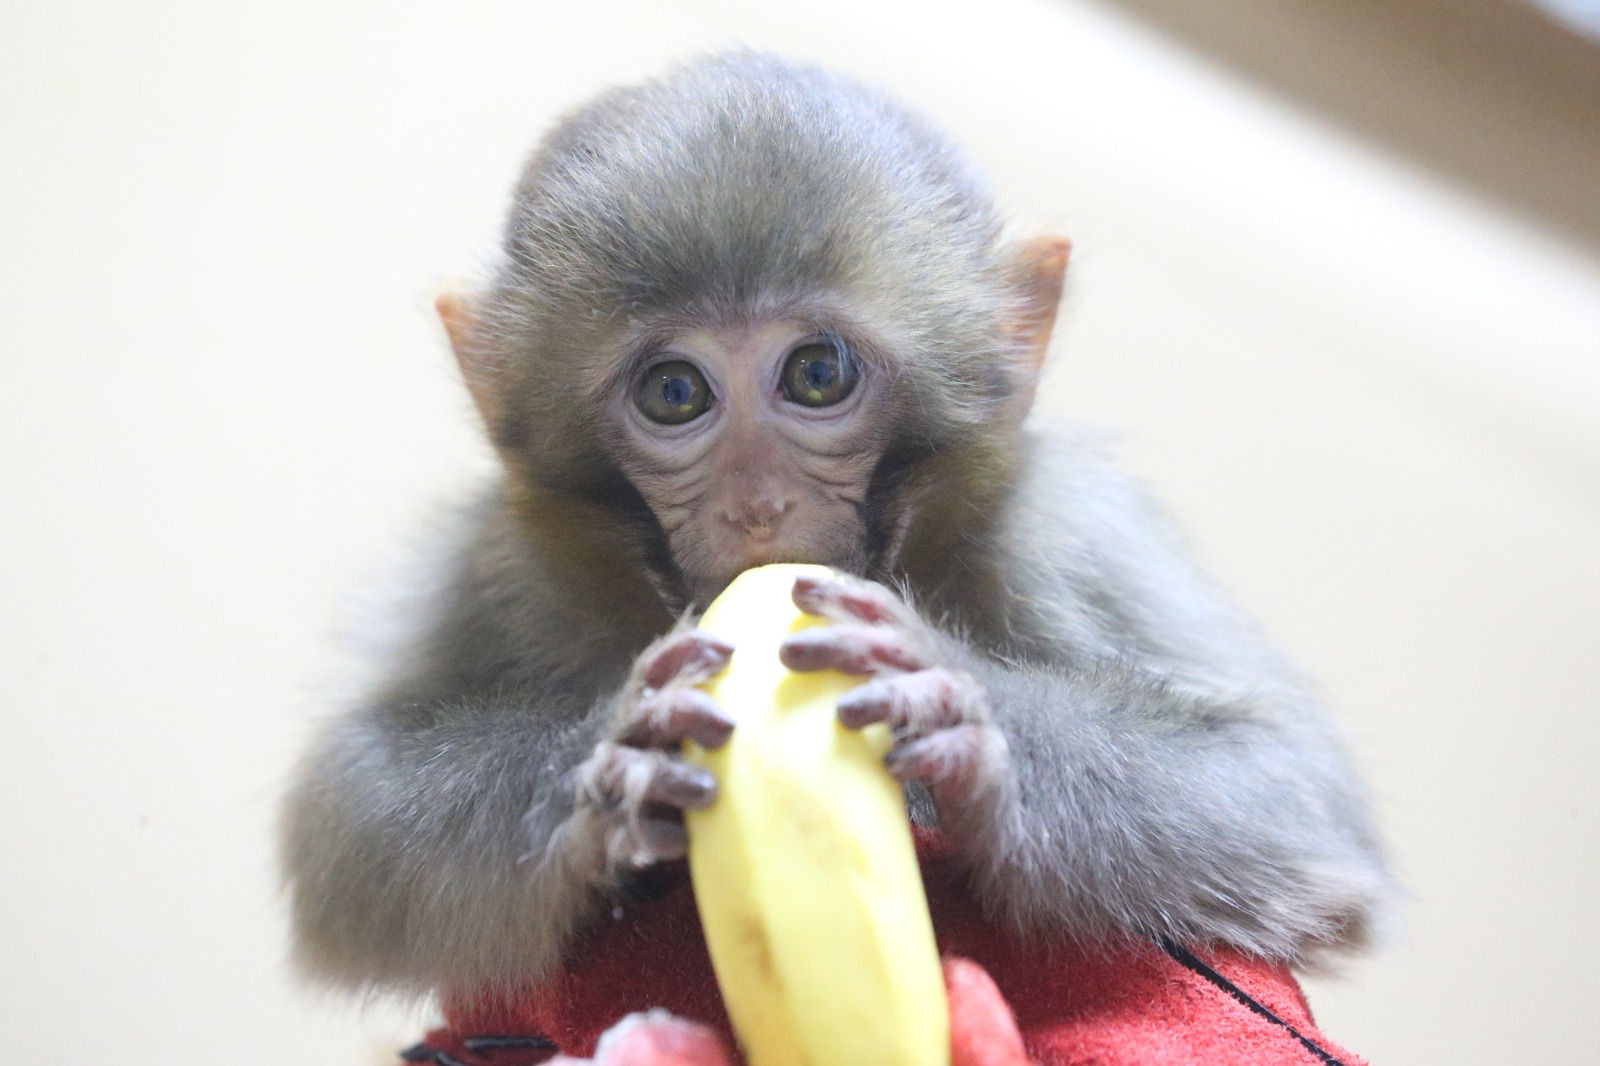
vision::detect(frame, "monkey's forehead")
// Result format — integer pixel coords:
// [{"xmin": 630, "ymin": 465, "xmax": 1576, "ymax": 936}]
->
[{"xmin": 499, "ymin": 53, "xmax": 1003, "ymax": 312}]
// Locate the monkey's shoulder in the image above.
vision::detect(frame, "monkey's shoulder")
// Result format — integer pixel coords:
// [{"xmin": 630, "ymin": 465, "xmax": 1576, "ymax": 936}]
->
[
  {"xmin": 351, "ymin": 483, "xmax": 663, "ymax": 710},
  {"xmin": 949, "ymin": 421, "xmax": 1277, "ymax": 677},
  {"xmin": 996, "ymin": 421, "xmax": 1194, "ymax": 583}
]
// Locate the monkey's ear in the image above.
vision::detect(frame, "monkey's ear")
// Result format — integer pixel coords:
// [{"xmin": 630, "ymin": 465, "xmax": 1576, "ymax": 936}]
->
[
  {"xmin": 436, "ymin": 291, "xmax": 503, "ymax": 429},
  {"xmin": 1005, "ymin": 234, "xmax": 1072, "ymax": 410}
]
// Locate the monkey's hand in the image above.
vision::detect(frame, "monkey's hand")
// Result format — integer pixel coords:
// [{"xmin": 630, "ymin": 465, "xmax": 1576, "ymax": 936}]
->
[
  {"xmin": 780, "ymin": 572, "xmax": 1007, "ymax": 807},
  {"xmin": 573, "ymin": 629, "xmax": 736, "ymax": 870}
]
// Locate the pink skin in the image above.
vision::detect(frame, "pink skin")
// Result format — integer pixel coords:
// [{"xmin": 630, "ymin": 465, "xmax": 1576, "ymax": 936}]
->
[
  {"xmin": 782, "ymin": 571, "xmax": 1005, "ymax": 800},
  {"xmin": 578, "ymin": 317, "xmax": 899, "ymax": 868},
  {"xmin": 578, "ymin": 575, "xmax": 1001, "ymax": 868},
  {"xmin": 575, "ymin": 628, "xmax": 737, "ymax": 868},
  {"xmin": 545, "ymin": 1011, "xmax": 736, "ymax": 1066},
  {"xmin": 609, "ymin": 321, "xmax": 884, "ymax": 609}
]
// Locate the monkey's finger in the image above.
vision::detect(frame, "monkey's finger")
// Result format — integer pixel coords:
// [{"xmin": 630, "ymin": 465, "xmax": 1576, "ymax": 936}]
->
[
  {"xmin": 580, "ymin": 744, "xmax": 716, "ymax": 810},
  {"xmin": 836, "ymin": 669, "xmax": 978, "ymax": 733},
  {"xmin": 884, "ymin": 724, "xmax": 1007, "ymax": 791},
  {"xmin": 643, "ymin": 759, "xmax": 718, "ymax": 810},
  {"xmin": 779, "ymin": 624, "xmax": 928, "ymax": 675},
  {"xmin": 638, "ymin": 630, "xmax": 735, "ymax": 692},
  {"xmin": 791, "ymin": 572, "xmax": 912, "ymax": 627},
  {"xmin": 623, "ymin": 688, "xmax": 736, "ymax": 750}
]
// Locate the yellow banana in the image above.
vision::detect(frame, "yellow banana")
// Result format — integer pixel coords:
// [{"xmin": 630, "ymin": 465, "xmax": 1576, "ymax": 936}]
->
[{"xmin": 684, "ymin": 563, "xmax": 950, "ymax": 1066}]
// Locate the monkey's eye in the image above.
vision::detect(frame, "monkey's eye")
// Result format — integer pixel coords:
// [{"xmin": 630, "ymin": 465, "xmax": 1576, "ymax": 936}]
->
[
  {"xmin": 636, "ymin": 360, "xmax": 713, "ymax": 425},
  {"xmin": 780, "ymin": 340, "xmax": 858, "ymax": 408}
]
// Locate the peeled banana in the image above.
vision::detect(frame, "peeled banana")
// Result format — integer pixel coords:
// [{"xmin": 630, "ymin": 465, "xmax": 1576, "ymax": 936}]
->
[{"xmin": 683, "ymin": 563, "xmax": 950, "ymax": 1066}]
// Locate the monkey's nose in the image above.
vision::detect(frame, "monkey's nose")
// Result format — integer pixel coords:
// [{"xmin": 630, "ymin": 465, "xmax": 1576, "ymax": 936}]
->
[{"xmin": 724, "ymin": 498, "xmax": 791, "ymax": 541}]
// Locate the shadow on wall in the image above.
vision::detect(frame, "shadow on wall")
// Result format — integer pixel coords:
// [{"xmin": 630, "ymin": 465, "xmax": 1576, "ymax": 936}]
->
[{"xmin": 1105, "ymin": 0, "xmax": 1600, "ymax": 251}]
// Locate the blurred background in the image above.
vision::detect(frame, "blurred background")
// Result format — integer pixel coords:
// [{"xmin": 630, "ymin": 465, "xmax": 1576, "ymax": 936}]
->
[{"xmin": 2, "ymin": 0, "xmax": 1596, "ymax": 1062}]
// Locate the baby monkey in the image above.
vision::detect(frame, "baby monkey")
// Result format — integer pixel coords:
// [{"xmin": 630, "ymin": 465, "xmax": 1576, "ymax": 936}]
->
[{"xmin": 282, "ymin": 52, "xmax": 1392, "ymax": 1002}]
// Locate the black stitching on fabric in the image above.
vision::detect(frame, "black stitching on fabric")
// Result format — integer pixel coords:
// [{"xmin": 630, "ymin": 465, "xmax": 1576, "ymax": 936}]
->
[
  {"xmin": 397, "ymin": 1044, "xmax": 472, "ymax": 1066},
  {"xmin": 1158, "ymin": 938, "xmax": 1351, "ymax": 1066},
  {"xmin": 463, "ymin": 1035, "xmax": 561, "ymax": 1054}
]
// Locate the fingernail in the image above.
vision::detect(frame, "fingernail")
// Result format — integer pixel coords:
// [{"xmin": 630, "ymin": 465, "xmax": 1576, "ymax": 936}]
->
[
  {"xmin": 698, "ymin": 630, "xmax": 735, "ymax": 652},
  {"xmin": 837, "ymin": 686, "xmax": 888, "ymax": 729},
  {"xmin": 778, "ymin": 633, "xmax": 824, "ymax": 671},
  {"xmin": 694, "ymin": 714, "xmax": 736, "ymax": 750},
  {"xmin": 791, "ymin": 575, "xmax": 827, "ymax": 611},
  {"xmin": 673, "ymin": 767, "xmax": 718, "ymax": 807}
]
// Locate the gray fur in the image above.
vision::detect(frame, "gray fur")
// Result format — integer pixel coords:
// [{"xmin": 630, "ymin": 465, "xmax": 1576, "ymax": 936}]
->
[
  {"xmin": 281, "ymin": 52, "xmax": 1393, "ymax": 999},
  {"xmin": 918, "ymin": 431, "xmax": 1393, "ymax": 962},
  {"xmin": 470, "ymin": 52, "xmax": 1019, "ymax": 490}
]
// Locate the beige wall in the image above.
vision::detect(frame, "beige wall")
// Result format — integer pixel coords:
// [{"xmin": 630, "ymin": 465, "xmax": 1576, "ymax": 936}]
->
[{"xmin": 2, "ymin": 1, "xmax": 1596, "ymax": 1063}]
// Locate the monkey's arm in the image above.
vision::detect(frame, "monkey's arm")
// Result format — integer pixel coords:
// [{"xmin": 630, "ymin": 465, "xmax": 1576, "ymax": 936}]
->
[
  {"xmin": 281, "ymin": 689, "xmax": 612, "ymax": 995},
  {"xmin": 284, "ymin": 617, "xmax": 739, "ymax": 995},
  {"xmin": 961, "ymin": 433, "xmax": 1392, "ymax": 961},
  {"xmin": 962, "ymin": 658, "xmax": 1391, "ymax": 963},
  {"xmin": 281, "ymin": 488, "xmax": 740, "ymax": 994}
]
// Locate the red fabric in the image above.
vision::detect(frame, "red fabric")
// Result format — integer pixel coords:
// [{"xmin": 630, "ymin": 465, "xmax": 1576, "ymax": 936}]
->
[{"xmin": 421, "ymin": 836, "xmax": 1365, "ymax": 1066}]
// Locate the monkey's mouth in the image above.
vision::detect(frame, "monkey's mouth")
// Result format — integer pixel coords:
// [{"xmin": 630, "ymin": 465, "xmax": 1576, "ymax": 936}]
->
[
  {"xmin": 736, "ymin": 542, "xmax": 816, "ymax": 568},
  {"xmin": 732, "ymin": 532, "xmax": 862, "ymax": 577},
  {"xmin": 668, "ymin": 510, "xmax": 869, "ymax": 607},
  {"xmin": 683, "ymin": 543, "xmax": 863, "ymax": 609}
]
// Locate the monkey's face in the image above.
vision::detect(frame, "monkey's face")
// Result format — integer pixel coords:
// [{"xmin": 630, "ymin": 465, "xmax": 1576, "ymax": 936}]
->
[{"xmin": 608, "ymin": 319, "xmax": 890, "ymax": 607}]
